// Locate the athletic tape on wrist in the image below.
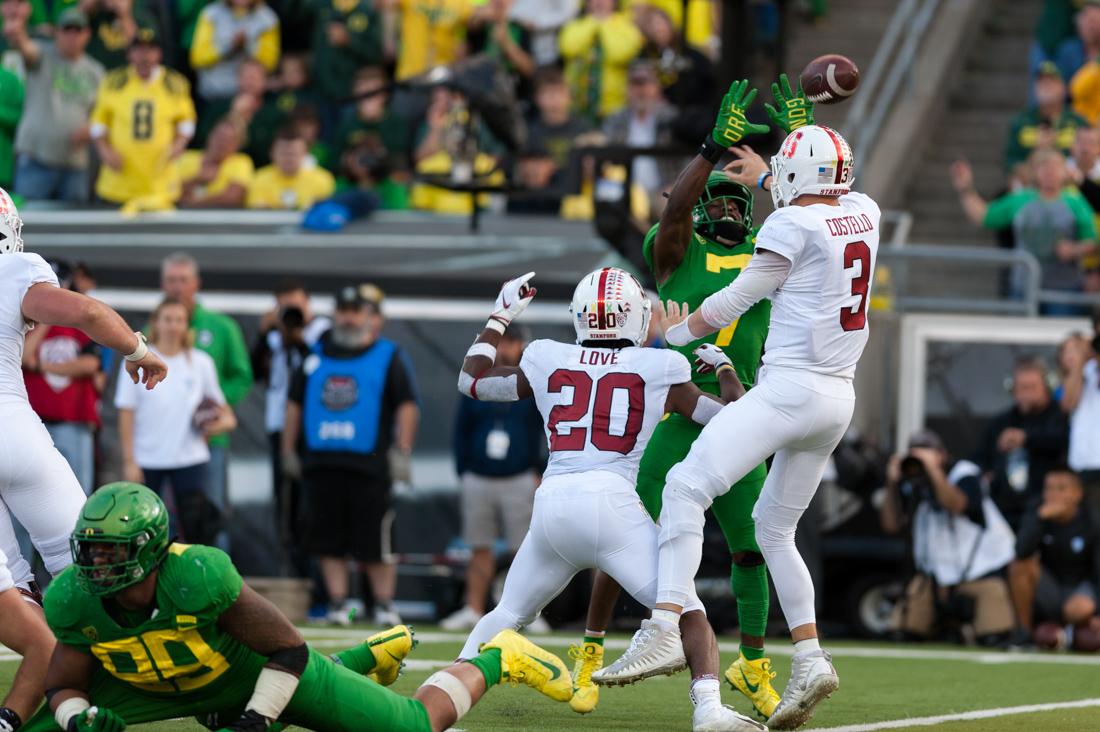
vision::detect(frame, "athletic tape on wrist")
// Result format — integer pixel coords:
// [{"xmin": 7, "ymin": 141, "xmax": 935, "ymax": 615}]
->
[
  {"xmin": 485, "ymin": 317, "xmax": 507, "ymax": 335},
  {"xmin": 422, "ymin": 671, "xmax": 473, "ymax": 719},
  {"xmin": 55, "ymin": 697, "xmax": 90, "ymax": 731},
  {"xmin": 715, "ymin": 363, "xmax": 735, "ymax": 375},
  {"xmin": 664, "ymin": 320, "xmax": 693, "ymax": 347},
  {"xmin": 123, "ymin": 332, "xmax": 148, "ymax": 362},
  {"xmin": 466, "ymin": 342, "xmax": 497, "ymax": 362},
  {"xmin": 245, "ymin": 667, "xmax": 300, "ymax": 722}
]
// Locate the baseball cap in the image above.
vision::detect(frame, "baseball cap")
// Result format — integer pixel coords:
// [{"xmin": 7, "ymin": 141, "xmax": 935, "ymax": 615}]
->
[
  {"xmin": 334, "ymin": 283, "xmax": 384, "ymax": 311},
  {"xmin": 908, "ymin": 429, "xmax": 945, "ymax": 452},
  {"xmin": 57, "ymin": 8, "xmax": 88, "ymax": 29},
  {"xmin": 1036, "ymin": 61, "xmax": 1062, "ymax": 81},
  {"xmin": 132, "ymin": 24, "xmax": 160, "ymax": 47}
]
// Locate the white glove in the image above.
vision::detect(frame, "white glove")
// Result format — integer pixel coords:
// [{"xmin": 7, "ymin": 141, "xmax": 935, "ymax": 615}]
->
[
  {"xmin": 488, "ymin": 271, "xmax": 537, "ymax": 332},
  {"xmin": 693, "ymin": 343, "xmax": 733, "ymax": 374}
]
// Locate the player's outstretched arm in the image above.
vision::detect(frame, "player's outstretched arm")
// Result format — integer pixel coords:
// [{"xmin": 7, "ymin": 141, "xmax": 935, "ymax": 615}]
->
[
  {"xmin": 652, "ymin": 80, "xmax": 768, "ymax": 283},
  {"xmin": 214, "ymin": 583, "xmax": 309, "ymax": 731},
  {"xmin": 457, "ymin": 272, "xmax": 535, "ymax": 402},
  {"xmin": 21, "ymin": 283, "xmax": 167, "ymax": 390},
  {"xmin": 665, "ymin": 344, "xmax": 745, "ymax": 425},
  {"xmin": 44, "ymin": 643, "xmax": 127, "ymax": 732}
]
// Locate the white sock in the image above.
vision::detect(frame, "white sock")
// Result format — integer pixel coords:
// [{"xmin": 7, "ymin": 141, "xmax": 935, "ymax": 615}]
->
[
  {"xmin": 691, "ymin": 676, "xmax": 721, "ymax": 709},
  {"xmin": 651, "ymin": 609, "xmax": 681, "ymax": 631},
  {"xmin": 794, "ymin": 638, "xmax": 821, "ymax": 654},
  {"xmin": 583, "ymin": 629, "xmax": 606, "ymax": 639}
]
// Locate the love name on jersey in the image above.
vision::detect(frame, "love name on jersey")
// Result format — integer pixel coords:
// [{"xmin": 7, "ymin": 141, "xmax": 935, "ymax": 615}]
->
[
  {"xmin": 578, "ymin": 349, "xmax": 620, "ymax": 366},
  {"xmin": 825, "ymin": 213, "xmax": 874, "ymax": 238}
]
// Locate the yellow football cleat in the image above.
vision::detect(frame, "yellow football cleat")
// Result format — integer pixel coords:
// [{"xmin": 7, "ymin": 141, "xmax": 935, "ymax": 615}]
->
[
  {"xmin": 568, "ymin": 642, "xmax": 604, "ymax": 714},
  {"xmin": 480, "ymin": 629, "xmax": 574, "ymax": 703},
  {"xmin": 725, "ymin": 654, "xmax": 781, "ymax": 719},
  {"xmin": 366, "ymin": 625, "xmax": 417, "ymax": 686}
]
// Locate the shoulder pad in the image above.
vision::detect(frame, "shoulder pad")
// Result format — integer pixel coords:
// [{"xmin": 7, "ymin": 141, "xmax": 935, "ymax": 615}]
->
[
  {"xmin": 43, "ymin": 567, "xmax": 85, "ymax": 633},
  {"xmin": 159, "ymin": 544, "xmax": 242, "ymax": 614},
  {"xmin": 163, "ymin": 70, "xmax": 191, "ymax": 96}
]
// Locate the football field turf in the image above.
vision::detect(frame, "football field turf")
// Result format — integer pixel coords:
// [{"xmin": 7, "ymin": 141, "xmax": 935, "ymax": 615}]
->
[{"xmin": 4, "ymin": 626, "xmax": 1099, "ymax": 731}]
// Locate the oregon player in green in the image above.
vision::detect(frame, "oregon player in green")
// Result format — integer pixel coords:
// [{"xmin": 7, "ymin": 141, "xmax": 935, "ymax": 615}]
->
[
  {"xmin": 24, "ymin": 483, "xmax": 574, "ymax": 732},
  {"xmin": 571, "ymin": 77, "xmax": 816, "ymax": 721}
]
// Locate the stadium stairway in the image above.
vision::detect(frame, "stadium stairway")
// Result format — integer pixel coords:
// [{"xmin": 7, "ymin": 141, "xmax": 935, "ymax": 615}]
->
[{"xmin": 901, "ymin": 0, "xmax": 1041, "ymax": 245}]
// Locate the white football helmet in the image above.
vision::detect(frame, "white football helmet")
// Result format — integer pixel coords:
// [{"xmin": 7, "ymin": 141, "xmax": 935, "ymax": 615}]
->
[
  {"xmin": 770, "ymin": 124, "xmax": 854, "ymax": 208},
  {"xmin": 0, "ymin": 187, "xmax": 23, "ymax": 253},
  {"xmin": 570, "ymin": 267, "xmax": 651, "ymax": 346}
]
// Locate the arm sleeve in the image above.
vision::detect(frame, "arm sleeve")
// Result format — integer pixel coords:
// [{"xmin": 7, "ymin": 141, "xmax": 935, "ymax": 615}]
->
[
  {"xmin": 982, "ymin": 192, "xmax": 1024, "ymax": 230},
  {"xmin": 200, "ymin": 352, "xmax": 228, "ymax": 405},
  {"xmin": 667, "ymin": 351, "xmax": 692, "ymax": 386},
  {"xmin": 218, "ymin": 319, "xmax": 254, "ymax": 405},
  {"xmin": 699, "ymin": 250, "xmax": 791, "ymax": 328},
  {"xmin": 385, "ymin": 348, "xmax": 418, "ymax": 409},
  {"xmin": 1066, "ymin": 192, "xmax": 1098, "ymax": 239},
  {"xmin": 189, "ymin": 12, "xmax": 221, "ymax": 69},
  {"xmin": 251, "ymin": 16, "xmax": 281, "ymax": 71},
  {"xmin": 1015, "ymin": 510, "xmax": 1043, "ymax": 558},
  {"xmin": 0, "ymin": 72, "xmax": 24, "ymax": 133}
]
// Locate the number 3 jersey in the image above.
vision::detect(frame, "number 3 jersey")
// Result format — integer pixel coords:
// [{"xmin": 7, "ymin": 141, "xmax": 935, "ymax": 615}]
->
[
  {"xmin": 519, "ymin": 340, "xmax": 692, "ymax": 484},
  {"xmin": 753, "ymin": 191, "xmax": 880, "ymax": 379},
  {"xmin": 44, "ymin": 543, "xmax": 266, "ymax": 698}
]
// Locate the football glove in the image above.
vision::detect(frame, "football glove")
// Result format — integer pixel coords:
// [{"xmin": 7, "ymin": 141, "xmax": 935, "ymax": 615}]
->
[
  {"xmin": 68, "ymin": 707, "xmax": 126, "ymax": 732},
  {"xmin": 764, "ymin": 73, "xmax": 815, "ymax": 134},
  {"xmin": 693, "ymin": 343, "xmax": 733, "ymax": 374},
  {"xmin": 489, "ymin": 271, "xmax": 537, "ymax": 330},
  {"xmin": 711, "ymin": 80, "xmax": 770, "ymax": 147},
  {"xmin": 215, "ymin": 709, "xmax": 271, "ymax": 731}
]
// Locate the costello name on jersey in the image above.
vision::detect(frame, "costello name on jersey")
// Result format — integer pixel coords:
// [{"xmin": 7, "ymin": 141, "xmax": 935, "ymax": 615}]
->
[{"xmin": 824, "ymin": 213, "xmax": 875, "ymax": 238}]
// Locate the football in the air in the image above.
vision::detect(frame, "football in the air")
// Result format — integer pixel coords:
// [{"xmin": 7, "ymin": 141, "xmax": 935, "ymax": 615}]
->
[{"xmin": 800, "ymin": 54, "xmax": 860, "ymax": 105}]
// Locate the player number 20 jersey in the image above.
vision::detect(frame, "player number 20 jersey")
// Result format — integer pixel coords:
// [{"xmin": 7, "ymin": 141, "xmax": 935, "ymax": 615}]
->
[
  {"xmin": 520, "ymin": 340, "xmax": 691, "ymax": 483},
  {"xmin": 754, "ymin": 191, "xmax": 880, "ymax": 379}
]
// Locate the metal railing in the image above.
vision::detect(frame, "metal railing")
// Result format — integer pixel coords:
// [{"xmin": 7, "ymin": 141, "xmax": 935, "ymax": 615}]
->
[{"xmin": 844, "ymin": 0, "xmax": 943, "ymax": 159}]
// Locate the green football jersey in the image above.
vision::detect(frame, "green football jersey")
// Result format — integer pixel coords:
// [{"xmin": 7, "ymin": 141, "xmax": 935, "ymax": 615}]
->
[
  {"xmin": 643, "ymin": 224, "xmax": 771, "ymax": 393},
  {"xmin": 44, "ymin": 543, "xmax": 265, "ymax": 698}
]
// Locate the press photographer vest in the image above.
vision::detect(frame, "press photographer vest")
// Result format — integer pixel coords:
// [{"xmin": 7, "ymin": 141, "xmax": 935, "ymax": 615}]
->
[{"xmin": 303, "ymin": 339, "xmax": 396, "ymax": 455}]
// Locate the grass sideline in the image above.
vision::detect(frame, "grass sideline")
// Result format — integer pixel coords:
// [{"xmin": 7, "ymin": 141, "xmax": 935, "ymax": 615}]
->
[{"xmin": 2, "ymin": 627, "xmax": 1099, "ymax": 731}]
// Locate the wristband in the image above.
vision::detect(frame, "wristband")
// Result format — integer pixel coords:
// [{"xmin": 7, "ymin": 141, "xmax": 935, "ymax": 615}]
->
[
  {"xmin": 55, "ymin": 697, "xmax": 91, "ymax": 731},
  {"xmin": 665, "ymin": 320, "xmax": 694, "ymax": 347},
  {"xmin": 757, "ymin": 171, "xmax": 772, "ymax": 190},
  {"xmin": 716, "ymin": 363, "xmax": 736, "ymax": 376},
  {"xmin": 485, "ymin": 317, "xmax": 508, "ymax": 335},
  {"xmin": 466, "ymin": 342, "xmax": 497, "ymax": 361},
  {"xmin": 699, "ymin": 136, "xmax": 725, "ymax": 164},
  {"xmin": 123, "ymin": 332, "xmax": 148, "ymax": 362}
]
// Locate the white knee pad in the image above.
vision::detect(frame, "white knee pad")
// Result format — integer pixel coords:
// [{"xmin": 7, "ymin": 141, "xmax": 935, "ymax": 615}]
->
[
  {"xmin": 421, "ymin": 671, "xmax": 473, "ymax": 719},
  {"xmin": 658, "ymin": 479, "xmax": 707, "ymax": 547}
]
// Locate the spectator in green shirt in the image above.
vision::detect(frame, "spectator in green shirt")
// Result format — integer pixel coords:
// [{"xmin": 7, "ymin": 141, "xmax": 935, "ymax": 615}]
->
[
  {"xmin": 308, "ymin": 0, "xmax": 382, "ymax": 132},
  {"xmin": 1005, "ymin": 62, "xmax": 1090, "ymax": 174},
  {"xmin": 160, "ymin": 252, "xmax": 253, "ymax": 551},
  {"xmin": 334, "ymin": 66, "xmax": 410, "ymax": 209},
  {"xmin": 0, "ymin": 64, "xmax": 23, "ymax": 188},
  {"xmin": 953, "ymin": 150, "xmax": 1098, "ymax": 314}
]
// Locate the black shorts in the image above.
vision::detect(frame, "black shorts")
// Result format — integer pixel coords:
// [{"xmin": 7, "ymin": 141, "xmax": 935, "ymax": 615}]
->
[
  {"xmin": 1035, "ymin": 567, "xmax": 1097, "ymax": 622},
  {"xmin": 302, "ymin": 466, "xmax": 393, "ymax": 562}
]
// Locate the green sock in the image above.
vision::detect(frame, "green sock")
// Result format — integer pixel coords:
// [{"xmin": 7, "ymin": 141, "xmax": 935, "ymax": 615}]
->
[
  {"xmin": 740, "ymin": 644, "xmax": 765, "ymax": 661},
  {"xmin": 582, "ymin": 634, "xmax": 605, "ymax": 647},
  {"xmin": 731, "ymin": 562, "xmax": 769, "ymax": 655},
  {"xmin": 466, "ymin": 647, "xmax": 502, "ymax": 688},
  {"xmin": 331, "ymin": 643, "xmax": 377, "ymax": 675}
]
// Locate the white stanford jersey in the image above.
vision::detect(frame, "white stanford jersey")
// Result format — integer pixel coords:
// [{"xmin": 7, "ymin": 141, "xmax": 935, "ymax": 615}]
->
[
  {"xmin": 519, "ymin": 339, "xmax": 691, "ymax": 483},
  {"xmin": 755, "ymin": 190, "xmax": 880, "ymax": 378},
  {"xmin": 0, "ymin": 253, "xmax": 58, "ymax": 405}
]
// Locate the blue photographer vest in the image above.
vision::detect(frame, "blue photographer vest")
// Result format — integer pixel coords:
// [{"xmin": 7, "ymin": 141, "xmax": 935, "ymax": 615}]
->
[{"xmin": 303, "ymin": 339, "xmax": 396, "ymax": 454}]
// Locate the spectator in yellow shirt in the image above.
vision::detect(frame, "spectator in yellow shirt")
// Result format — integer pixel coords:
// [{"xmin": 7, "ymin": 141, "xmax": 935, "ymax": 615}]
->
[
  {"xmin": 178, "ymin": 119, "xmax": 255, "ymax": 208},
  {"xmin": 560, "ymin": 0, "xmax": 644, "ymax": 121},
  {"xmin": 247, "ymin": 126, "xmax": 335, "ymax": 209},
  {"xmin": 189, "ymin": 0, "xmax": 281, "ymax": 104},
  {"xmin": 387, "ymin": 0, "xmax": 474, "ymax": 81},
  {"xmin": 89, "ymin": 25, "xmax": 196, "ymax": 208}
]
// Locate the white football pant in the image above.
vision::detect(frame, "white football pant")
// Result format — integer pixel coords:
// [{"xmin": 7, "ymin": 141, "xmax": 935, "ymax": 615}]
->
[
  {"xmin": 459, "ymin": 471, "xmax": 704, "ymax": 659},
  {"xmin": 657, "ymin": 366, "xmax": 855, "ymax": 631},
  {"xmin": 0, "ymin": 403, "xmax": 86, "ymax": 588}
]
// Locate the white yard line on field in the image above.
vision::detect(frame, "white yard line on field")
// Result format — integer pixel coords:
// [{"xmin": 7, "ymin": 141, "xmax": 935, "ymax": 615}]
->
[
  {"xmin": 802, "ymin": 697, "xmax": 1100, "ymax": 731},
  {"xmin": 295, "ymin": 628, "xmax": 1100, "ymax": 667}
]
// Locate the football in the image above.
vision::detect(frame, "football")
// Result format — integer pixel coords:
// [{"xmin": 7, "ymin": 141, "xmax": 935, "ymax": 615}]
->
[{"xmin": 800, "ymin": 53, "xmax": 860, "ymax": 104}]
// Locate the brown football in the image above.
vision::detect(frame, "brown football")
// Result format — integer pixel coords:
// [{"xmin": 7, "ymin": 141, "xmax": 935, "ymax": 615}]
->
[{"xmin": 799, "ymin": 54, "xmax": 860, "ymax": 105}]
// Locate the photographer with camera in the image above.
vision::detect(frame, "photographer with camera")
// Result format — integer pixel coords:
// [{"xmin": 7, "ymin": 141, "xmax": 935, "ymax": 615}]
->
[
  {"xmin": 881, "ymin": 430, "xmax": 1016, "ymax": 645},
  {"xmin": 252, "ymin": 278, "xmax": 331, "ymax": 560}
]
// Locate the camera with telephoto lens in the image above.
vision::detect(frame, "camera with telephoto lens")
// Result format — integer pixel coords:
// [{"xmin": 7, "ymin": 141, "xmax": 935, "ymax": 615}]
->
[
  {"xmin": 279, "ymin": 306, "xmax": 305, "ymax": 346},
  {"xmin": 898, "ymin": 453, "xmax": 934, "ymax": 511}
]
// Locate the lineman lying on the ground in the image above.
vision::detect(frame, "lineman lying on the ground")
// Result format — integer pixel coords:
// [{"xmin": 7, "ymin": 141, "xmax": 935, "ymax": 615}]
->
[{"xmin": 23, "ymin": 482, "xmax": 573, "ymax": 732}]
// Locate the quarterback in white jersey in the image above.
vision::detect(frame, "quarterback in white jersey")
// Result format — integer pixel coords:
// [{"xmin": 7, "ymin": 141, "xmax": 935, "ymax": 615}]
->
[
  {"xmin": 599, "ymin": 125, "xmax": 878, "ymax": 730},
  {"xmin": 455, "ymin": 267, "xmax": 765, "ymax": 732},
  {"xmin": 0, "ymin": 187, "xmax": 167, "ymax": 730}
]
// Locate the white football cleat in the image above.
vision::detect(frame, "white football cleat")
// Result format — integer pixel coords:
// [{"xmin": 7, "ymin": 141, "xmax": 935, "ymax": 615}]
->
[
  {"xmin": 439, "ymin": 605, "xmax": 483, "ymax": 631},
  {"xmin": 693, "ymin": 703, "xmax": 769, "ymax": 732},
  {"xmin": 592, "ymin": 619, "xmax": 686, "ymax": 686},
  {"xmin": 524, "ymin": 614, "xmax": 552, "ymax": 634},
  {"xmin": 767, "ymin": 649, "xmax": 838, "ymax": 730}
]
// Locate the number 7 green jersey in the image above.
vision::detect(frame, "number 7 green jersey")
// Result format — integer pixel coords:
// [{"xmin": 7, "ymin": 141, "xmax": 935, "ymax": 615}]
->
[{"xmin": 643, "ymin": 223, "xmax": 771, "ymax": 393}]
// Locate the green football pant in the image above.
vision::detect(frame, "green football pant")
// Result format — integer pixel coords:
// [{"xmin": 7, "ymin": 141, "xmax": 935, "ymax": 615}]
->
[
  {"xmin": 21, "ymin": 647, "xmax": 432, "ymax": 732},
  {"xmin": 637, "ymin": 413, "xmax": 769, "ymax": 636}
]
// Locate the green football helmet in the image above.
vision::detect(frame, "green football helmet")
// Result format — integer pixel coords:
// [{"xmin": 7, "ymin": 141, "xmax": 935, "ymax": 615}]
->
[
  {"xmin": 692, "ymin": 172, "xmax": 754, "ymax": 246},
  {"xmin": 71, "ymin": 482, "xmax": 170, "ymax": 597}
]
